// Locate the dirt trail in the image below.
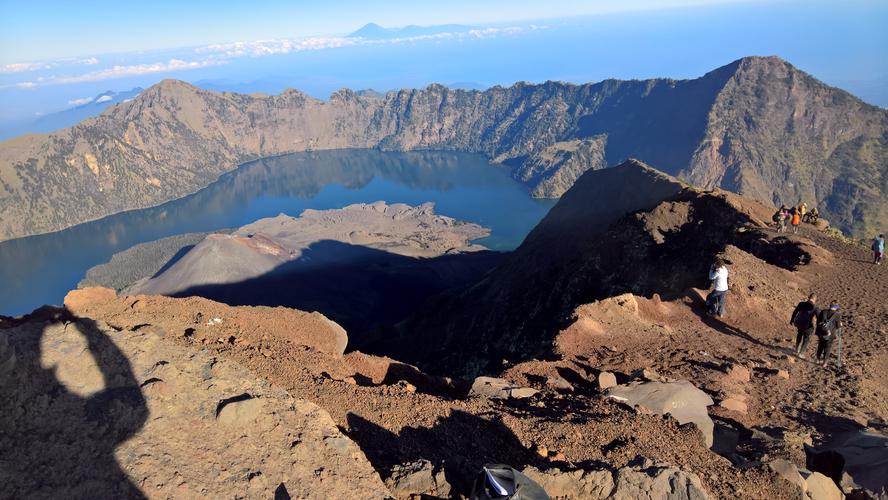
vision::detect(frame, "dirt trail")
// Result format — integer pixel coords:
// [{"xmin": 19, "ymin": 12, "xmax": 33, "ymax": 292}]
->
[{"xmin": 532, "ymin": 222, "xmax": 887, "ymax": 466}]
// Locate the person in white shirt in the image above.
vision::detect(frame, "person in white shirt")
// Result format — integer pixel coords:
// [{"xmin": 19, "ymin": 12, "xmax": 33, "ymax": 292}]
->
[{"xmin": 706, "ymin": 259, "xmax": 729, "ymax": 317}]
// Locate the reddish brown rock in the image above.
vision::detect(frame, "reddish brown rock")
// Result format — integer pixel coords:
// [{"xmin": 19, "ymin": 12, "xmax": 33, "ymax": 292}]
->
[
  {"xmin": 719, "ymin": 398, "xmax": 748, "ymax": 414},
  {"xmin": 63, "ymin": 287, "xmax": 116, "ymax": 315},
  {"xmin": 725, "ymin": 364, "xmax": 751, "ymax": 383}
]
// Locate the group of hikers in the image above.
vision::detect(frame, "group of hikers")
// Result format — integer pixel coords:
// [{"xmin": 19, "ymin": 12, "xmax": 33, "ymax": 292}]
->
[
  {"xmin": 705, "ymin": 262, "xmax": 843, "ymax": 368},
  {"xmin": 790, "ymin": 294, "xmax": 843, "ymax": 367},
  {"xmin": 772, "ymin": 202, "xmax": 819, "ymax": 234}
]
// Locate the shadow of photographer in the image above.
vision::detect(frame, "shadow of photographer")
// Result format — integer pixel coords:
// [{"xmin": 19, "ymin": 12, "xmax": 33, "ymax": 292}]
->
[{"xmin": 0, "ymin": 308, "xmax": 148, "ymax": 499}]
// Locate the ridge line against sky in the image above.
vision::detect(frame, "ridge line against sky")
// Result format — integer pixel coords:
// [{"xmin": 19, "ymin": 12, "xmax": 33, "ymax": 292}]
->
[{"xmin": 0, "ymin": 0, "xmax": 885, "ymax": 130}]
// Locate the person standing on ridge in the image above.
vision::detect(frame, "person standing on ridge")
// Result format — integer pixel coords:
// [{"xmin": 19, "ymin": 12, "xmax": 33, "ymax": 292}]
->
[
  {"xmin": 873, "ymin": 234, "xmax": 885, "ymax": 265},
  {"xmin": 790, "ymin": 293, "xmax": 819, "ymax": 358},
  {"xmin": 815, "ymin": 301, "xmax": 842, "ymax": 367},
  {"xmin": 773, "ymin": 205, "xmax": 788, "ymax": 233},
  {"xmin": 706, "ymin": 259, "xmax": 729, "ymax": 318},
  {"xmin": 790, "ymin": 210, "xmax": 801, "ymax": 234}
]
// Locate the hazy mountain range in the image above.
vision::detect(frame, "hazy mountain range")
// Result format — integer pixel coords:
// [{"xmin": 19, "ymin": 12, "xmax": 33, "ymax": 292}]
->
[
  {"xmin": 0, "ymin": 56, "xmax": 885, "ymax": 242},
  {"xmin": 0, "ymin": 88, "xmax": 142, "ymax": 142},
  {"xmin": 347, "ymin": 22, "xmax": 473, "ymax": 39}
]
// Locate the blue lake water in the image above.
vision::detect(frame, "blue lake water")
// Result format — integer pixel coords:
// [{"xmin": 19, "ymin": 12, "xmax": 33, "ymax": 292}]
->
[{"xmin": 0, "ymin": 149, "xmax": 554, "ymax": 316}]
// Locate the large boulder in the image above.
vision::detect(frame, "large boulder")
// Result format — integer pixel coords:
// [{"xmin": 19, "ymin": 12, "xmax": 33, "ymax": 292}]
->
[
  {"xmin": 63, "ymin": 286, "xmax": 117, "ymax": 315},
  {"xmin": 607, "ymin": 380, "xmax": 715, "ymax": 447},
  {"xmin": 803, "ymin": 471, "xmax": 844, "ymax": 500},
  {"xmin": 524, "ymin": 457, "xmax": 710, "ymax": 499},
  {"xmin": 807, "ymin": 430, "xmax": 888, "ymax": 498},
  {"xmin": 0, "ymin": 316, "xmax": 391, "ymax": 499}
]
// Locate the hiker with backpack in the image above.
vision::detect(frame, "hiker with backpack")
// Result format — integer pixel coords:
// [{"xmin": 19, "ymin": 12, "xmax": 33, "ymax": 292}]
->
[
  {"xmin": 815, "ymin": 301, "xmax": 843, "ymax": 367},
  {"xmin": 773, "ymin": 206, "xmax": 788, "ymax": 233},
  {"xmin": 805, "ymin": 207, "xmax": 820, "ymax": 224},
  {"xmin": 873, "ymin": 234, "xmax": 885, "ymax": 265},
  {"xmin": 706, "ymin": 259, "xmax": 729, "ymax": 317},
  {"xmin": 790, "ymin": 293, "xmax": 819, "ymax": 358}
]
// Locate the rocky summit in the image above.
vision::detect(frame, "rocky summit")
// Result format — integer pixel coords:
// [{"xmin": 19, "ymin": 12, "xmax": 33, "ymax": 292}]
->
[{"xmin": 1, "ymin": 56, "xmax": 886, "ymax": 241}]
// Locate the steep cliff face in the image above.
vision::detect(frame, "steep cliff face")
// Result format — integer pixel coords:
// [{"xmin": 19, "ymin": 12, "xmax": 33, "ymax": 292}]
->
[
  {"xmin": 684, "ymin": 56, "xmax": 888, "ymax": 236},
  {"xmin": 1, "ymin": 56, "xmax": 885, "ymax": 241}
]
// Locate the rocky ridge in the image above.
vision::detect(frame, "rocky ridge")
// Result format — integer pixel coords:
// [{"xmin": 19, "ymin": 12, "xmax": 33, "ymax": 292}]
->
[
  {"xmin": 3, "ymin": 158, "xmax": 887, "ymax": 498},
  {"xmin": 1, "ymin": 56, "xmax": 885, "ymax": 241}
]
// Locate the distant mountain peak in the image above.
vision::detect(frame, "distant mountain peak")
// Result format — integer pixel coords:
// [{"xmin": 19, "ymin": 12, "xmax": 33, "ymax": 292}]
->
[{"xmin": 348, "ymin": 22, "xmax": 472, "ymax": 39}]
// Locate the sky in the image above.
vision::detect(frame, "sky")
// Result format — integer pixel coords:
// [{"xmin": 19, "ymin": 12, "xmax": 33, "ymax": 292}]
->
[
  {"xmin": 0, "ymin": 0, "xmax": 759, "ymax": 62},
  {"xmin": 0, "ymin": 0, "xmax": 886, "ymax": 136}
]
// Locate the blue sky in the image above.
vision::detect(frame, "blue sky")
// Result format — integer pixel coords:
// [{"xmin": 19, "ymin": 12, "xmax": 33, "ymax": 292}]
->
[
  {"xmin": 0, "ymin": 0, "xmax": 886, "ymax": 134},
  {"xmin": 0, "ymin": 0, "xmax": 761, "ymax": 62}
]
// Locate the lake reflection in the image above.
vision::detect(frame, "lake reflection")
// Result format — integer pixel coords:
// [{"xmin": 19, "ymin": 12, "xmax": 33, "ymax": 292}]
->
[{"xmin": 0, "ymin": 149, "xmax": 554, "ymax": 315}]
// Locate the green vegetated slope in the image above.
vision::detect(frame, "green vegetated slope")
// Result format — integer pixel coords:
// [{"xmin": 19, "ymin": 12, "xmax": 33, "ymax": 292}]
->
[{"xmin": 0, "ymin": 56, "xmax": 884, "ymax": 241}]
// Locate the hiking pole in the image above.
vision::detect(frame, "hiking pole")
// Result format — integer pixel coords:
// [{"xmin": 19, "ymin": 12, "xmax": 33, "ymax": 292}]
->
[{"xmin": 837, "ymin": 330, "xmax": 842, "ymax": 368}]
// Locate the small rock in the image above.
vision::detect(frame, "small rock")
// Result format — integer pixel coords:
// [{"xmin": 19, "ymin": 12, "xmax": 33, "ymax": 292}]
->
[
  {"xmin": 343, "ymin": 377, "xmax": 357, "ymax": 385},
  {"xmin": 469, "ymin": 376, "xmax": 512, "ymax": 399},
  {"xmin": 724, "ymin": 364, "xmax": 751, "ymax": 383},
  {"xmin": 216, "ymin": 396, "xmax": 264, "ymax": 425},
  {"xmin": 598, "ymin": 371, "xmax": 618, "ymax": 390},
  {"xmin": 546, "ymin": 375, "xmax": 573, "ymax": 391},
  {"xmin": 631, "ymin": 368, "xmax": 662, "ymax": 381},
  {"xmin": 535, "ymin": 445, "xmax": 549, "ymax": 458},
  {"xmin": 719, "ymin": 398, "xmax": 748, "ymax": 414},
  {"xmin": 510, "ymin": 387, "xmax": 539, "ymax": 399},
  {"xmin": 776, "ymin": 369, "xmax": 790, "ymax": 379},
  {"xmin": 386, "ymin": 459, "xmax": 439, "ymax": 498},
  {"xmin": 767, "ymin": 459, "xmax": 806, "ymax": 492},
  {"xmin": 404, "ymin": 383, "xmax": 417, "ymax": 394},
  {"xmin": 142, "ymin": 379, "xmax": 173, "ymax": 399}
]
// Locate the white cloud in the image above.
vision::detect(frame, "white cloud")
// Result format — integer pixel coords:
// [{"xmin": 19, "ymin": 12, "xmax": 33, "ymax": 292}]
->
[
  {"xmin": 195, "ymin": 24, "xmax": 541, "ymax": 59},
  {"xmin": 1, "ymin": 56, "xmax": 100, "ymax": 74},
  {"xmin": 8, "ymin": 23, "xmax": 542, "ymax": 87},
  {"xmin": 19, "ymin": 58, "xmax": 225, "ymax": 87},
  {"xmin": 68, "ymin": 96, "xmax": 94, "ymax": 106},
  {"xmin": 197, "ymin": 37, "xmax": 358, "ymax": 58},
  {"xmin": 1, "ymin": 62, "xmax": 51, "ymax": 74},
  {"xmin": 95, "ymin": 95, "xmax": 113, "ymax": 103}
]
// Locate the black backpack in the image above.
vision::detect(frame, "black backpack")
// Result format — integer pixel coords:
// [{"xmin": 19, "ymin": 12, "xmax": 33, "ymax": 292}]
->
[
  {"xmin": 773, "ymin": 211, "xmax": 782, "ymax": 222},
  {"xmin": 817, "ymin": 310, "xmax": 839, "ymax": 337}
]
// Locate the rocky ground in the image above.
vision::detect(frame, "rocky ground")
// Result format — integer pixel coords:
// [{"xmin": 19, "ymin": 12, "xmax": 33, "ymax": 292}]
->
[{"xmin": 2, "ymin": 165, "xmax": 885, "ymax": 499}]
